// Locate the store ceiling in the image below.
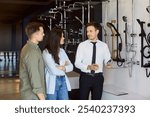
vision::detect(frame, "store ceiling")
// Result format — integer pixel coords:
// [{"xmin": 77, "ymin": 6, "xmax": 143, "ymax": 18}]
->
[
  {"xmin": 0, "ymin": 0, "xmax": 108, "ymax": 24},
  {"xmin": 0, "ymin": 0, "xmax": 54, "ymax": 23}
]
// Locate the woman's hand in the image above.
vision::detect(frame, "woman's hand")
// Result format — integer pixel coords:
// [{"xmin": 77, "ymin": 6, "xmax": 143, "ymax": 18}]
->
[
  {"xmin": 56, "ymin": 61, "xmax": 69, "ymax": 71},
  {"xmin": 56, "ymin": 65, "xmax": 66, "ymax": 71}
]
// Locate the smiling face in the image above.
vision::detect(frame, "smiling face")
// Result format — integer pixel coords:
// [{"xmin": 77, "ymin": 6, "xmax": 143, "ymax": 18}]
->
[{"xmin": 86, "ymin": 25, "xmax": 99, "ymax": 42}]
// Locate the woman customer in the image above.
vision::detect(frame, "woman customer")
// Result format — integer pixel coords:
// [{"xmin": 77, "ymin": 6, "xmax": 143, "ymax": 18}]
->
[{"xmin": 43, "ymin": 27, "xmax": 73, "ymax": 100}]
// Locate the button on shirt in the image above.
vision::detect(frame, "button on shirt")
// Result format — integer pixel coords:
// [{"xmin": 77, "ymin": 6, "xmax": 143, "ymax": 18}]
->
[{"xmin": 75, "ymin": 39, "xmax": 111, "ymax": 73}]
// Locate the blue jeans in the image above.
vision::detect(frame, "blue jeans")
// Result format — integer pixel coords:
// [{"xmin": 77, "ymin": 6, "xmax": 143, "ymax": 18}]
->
[{"xmin": 46, "ymin": 76, "xmax": 69, "ymax": 100}]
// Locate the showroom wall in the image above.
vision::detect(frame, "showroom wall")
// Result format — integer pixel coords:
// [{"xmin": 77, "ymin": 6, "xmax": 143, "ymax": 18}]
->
[{"xmin": 102, "ymin": 0, "xmax": 150, "ymax": 98}]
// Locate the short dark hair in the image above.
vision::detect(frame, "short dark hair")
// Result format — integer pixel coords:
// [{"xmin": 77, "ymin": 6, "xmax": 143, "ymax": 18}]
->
[
  {"xmin": 85, "ymin": 22, "xmax": 100, "ymax": 30},
  {"xmin": 25, "ymin": 22, "xmax": 44, "ymax": 38}
]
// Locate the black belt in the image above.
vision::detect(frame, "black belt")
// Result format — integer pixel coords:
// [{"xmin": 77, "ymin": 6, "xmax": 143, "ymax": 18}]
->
[
  {"xmin": 56, "ymin": 75, "xmax": 65, "ymax": 78},
  {"xmin": 81, "ymin": 72, "xmax": 103, "ymax": 77}
]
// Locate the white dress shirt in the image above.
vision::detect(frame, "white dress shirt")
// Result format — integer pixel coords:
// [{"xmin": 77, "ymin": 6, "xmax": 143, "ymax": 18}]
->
[
  {"xmin": 42, "ymin": 48, "xmax": 73, "ymax": 94},
  {"xmin": 75, "ymin": 39, "xmax": 111, "ymax": 73}
]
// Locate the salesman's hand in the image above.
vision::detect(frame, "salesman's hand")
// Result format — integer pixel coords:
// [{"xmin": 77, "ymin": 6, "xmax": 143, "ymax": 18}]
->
[
  {"xmin": 106, "ymin": 60, "xmax": 113, "ymax": 69},
  {"xmin": 106, "ymin": 64, "xmax": 112, "ymax": 69},
  {"xmin": 87, "ymin": 64, "xmax": 99, "ymax": 71}
]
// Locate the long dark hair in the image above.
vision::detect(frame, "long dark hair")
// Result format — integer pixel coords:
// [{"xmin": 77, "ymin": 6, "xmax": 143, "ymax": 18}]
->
[{"xmin": 45, "ymin": 27, "xmax": 63, "ymax": 64}]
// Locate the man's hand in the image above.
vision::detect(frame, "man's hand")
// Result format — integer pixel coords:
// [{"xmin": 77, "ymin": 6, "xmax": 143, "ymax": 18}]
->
[
  {"xmin": 37, "ymin": 93, "xmax": 45, "ymax": 100},
  {"xmin": 106, "ymin": 60, "xmax": 112, "ymax": 69},
  {"xmin": 87, "ymin": 64, "xmax": 99, "ymax": 71},
  {"xmin": 106, "ymin": 64, "xmax": 112, "ymax": 69}
]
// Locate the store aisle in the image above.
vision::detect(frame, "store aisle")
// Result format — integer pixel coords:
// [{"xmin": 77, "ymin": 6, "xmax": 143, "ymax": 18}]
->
[{"xmin": 0, "ymin": 78, "xmax": 20, "ymax": 100}]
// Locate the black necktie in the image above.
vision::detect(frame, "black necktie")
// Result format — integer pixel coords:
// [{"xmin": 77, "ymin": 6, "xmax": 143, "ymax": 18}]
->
[{"xmin": 91, "ymin": 42, "xmax": 96, "ymax": 74}]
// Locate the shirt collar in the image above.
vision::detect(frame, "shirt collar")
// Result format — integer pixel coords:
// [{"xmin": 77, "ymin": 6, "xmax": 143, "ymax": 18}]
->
[
  {"xmin": 27, "ymin": 40, "xmax": 39, "ymax": 49},
  {"xmin": 87, "ymin": 39, "xmax": 100, "ymax": 43}
]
